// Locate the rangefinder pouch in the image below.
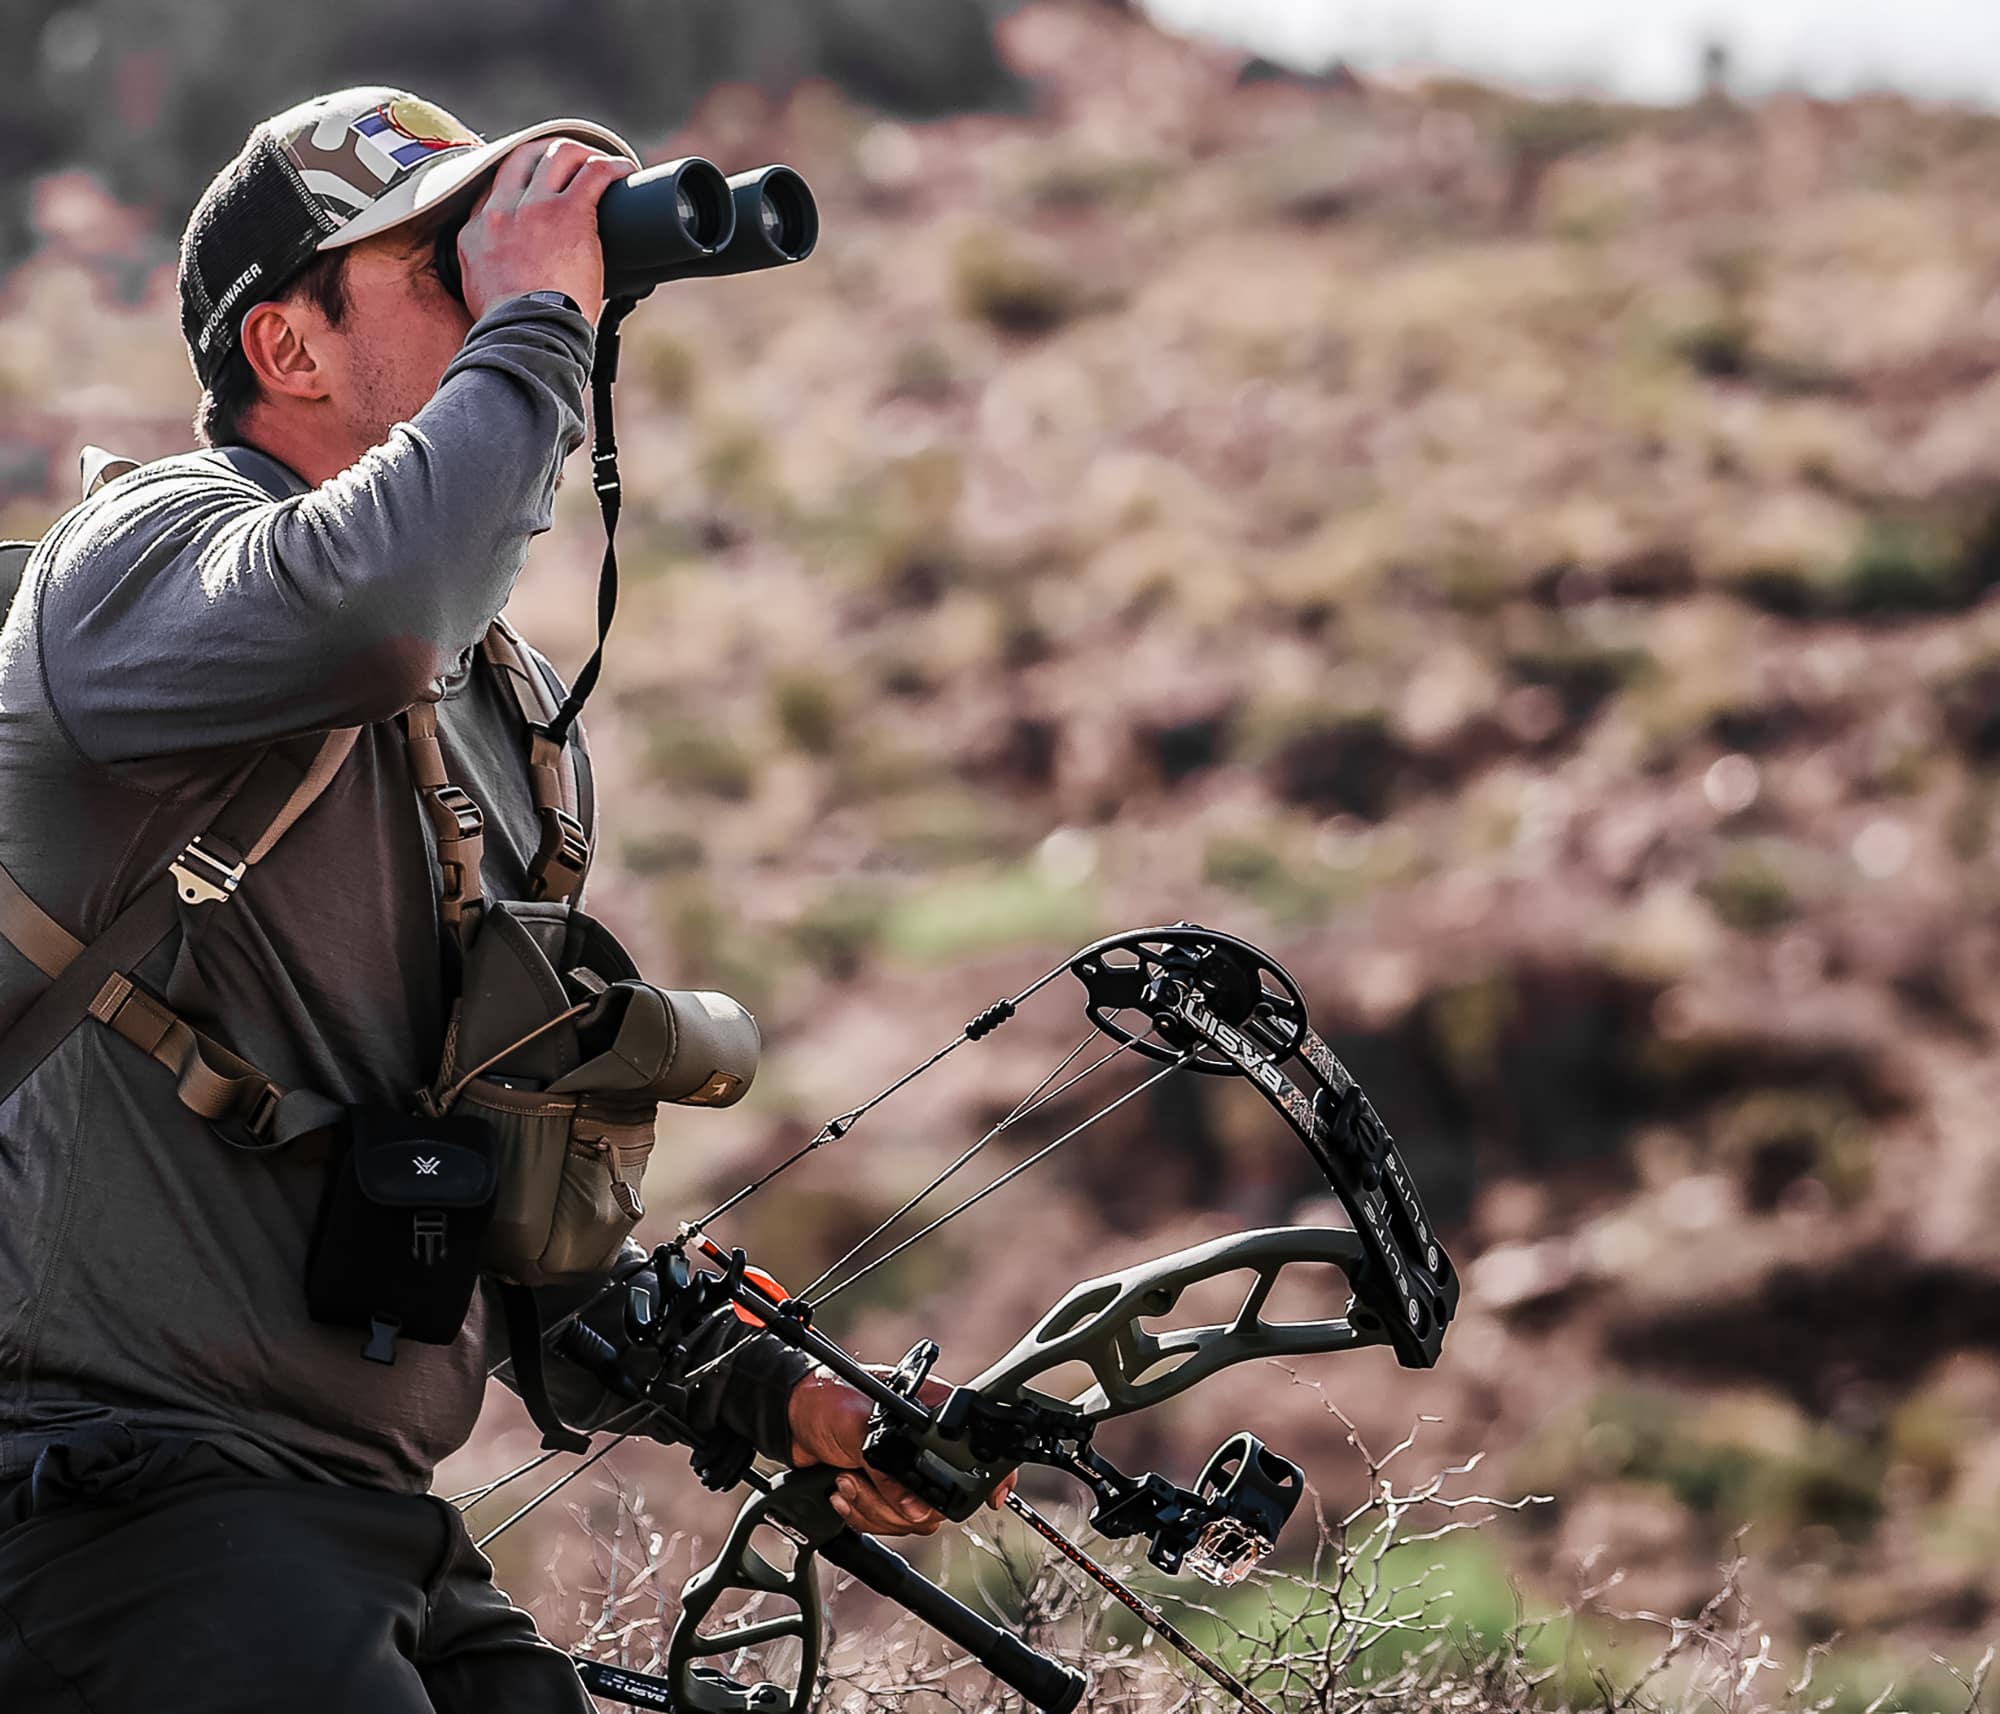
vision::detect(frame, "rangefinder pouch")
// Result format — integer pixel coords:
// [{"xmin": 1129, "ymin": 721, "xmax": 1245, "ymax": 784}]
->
[
  {"xmin": 422, "ymin": 900, "xmax": 759, "ymax": 1288},
  {"xmin": 304, "ymin": 1106, "xmax": 499, "ymax": 1362}
]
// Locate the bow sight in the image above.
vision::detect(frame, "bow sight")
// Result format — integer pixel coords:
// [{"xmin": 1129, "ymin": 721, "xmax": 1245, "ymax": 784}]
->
[{"xmin": 465, "ymin": 924, "xmax": 1458, "ymax": 1714}]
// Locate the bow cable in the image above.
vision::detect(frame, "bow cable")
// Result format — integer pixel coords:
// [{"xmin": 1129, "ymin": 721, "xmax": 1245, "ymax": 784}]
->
[
  {"xmin": 448, "ymin": 1446, "xmax": 567, "ymax": 1510},
  {"xmin": 681, "ymin": 952, "xmax": 1084, "ymax": 1239},
  {"xmin": 464, "ymin": 1400, "xmax": 657, "ymax": 1548},
  {"xmin": 811, "ymin": 1041, "xmax": 1186, "ymax": 1308},
  {"xmin": 671, "ymin": 1042, "xmax": 1189, "ymax": 1394},
  {"xmin": 797, "ymin": 1029, "xmax": 1116, "ymax": 1303}
]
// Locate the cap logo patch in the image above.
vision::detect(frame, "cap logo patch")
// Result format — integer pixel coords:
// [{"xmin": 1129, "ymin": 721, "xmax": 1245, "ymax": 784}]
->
[
  {"xmin": 283, "ymin": 97, "xmax": 481, "ymax": 222},
  {"xmin": 361, "ymin": 98, "xmax": 480, "ymax": 167}
]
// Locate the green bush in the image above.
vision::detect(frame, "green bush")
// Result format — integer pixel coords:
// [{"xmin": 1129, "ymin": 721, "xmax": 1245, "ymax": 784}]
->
[
  {"xmin": 790, "ymin": 887, "xmax": 890, "ymax": 982},
  {"xmin": 951, "ymin": 231, "xmax": 1081, "ymax": 336},
  {"xmin": 1699, "ymin": 842, "xmax": 1800, "ymax": 933},
  {"xmin": 880, "ymin": 864, "xmax": 1098, "ymax": 962},
  {"xmin": 1202, "ymin": 832, "xmax": 1335, "ymax": 925},
  {"xmin": 644, "ymin": 721, "xmax": 757, "ymax": 801},
  {"xmin": 1671, "ymin": 313, "xmax": 1755, "ymax": 380},
  {"xmin": 1515, "ymin": 1386, "xmax": 1884, "ymax": 1543},
  {"xmin": 1840, "ymin": 516, "xmax": 1971, "ymax": 613},
  {"xmin": 1730, "ymin": 506, "xmax": 2000, "ymax": 618},
  {"xmin": 1504, "ymin": 641, "xmax": 1653, "ymax": 723},
  {"xmin": 1713, "ymin": 1090, "xmax": 1873, "ymax": 1209},
  {"xmin": 770, "ymin": 671, "xmax": 842, "ymax": 757}
]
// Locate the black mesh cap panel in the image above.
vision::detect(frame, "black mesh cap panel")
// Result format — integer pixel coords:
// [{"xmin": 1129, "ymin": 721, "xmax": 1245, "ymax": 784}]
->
[{"xmin": 178, "ymin": 132, "xmax": 340, "ymax": 388}]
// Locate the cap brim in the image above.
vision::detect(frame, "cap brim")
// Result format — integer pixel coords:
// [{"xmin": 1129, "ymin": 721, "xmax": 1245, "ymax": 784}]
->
[{"xmin": 317, "ymin": 116, "xmax": 640, "ymax": 249}]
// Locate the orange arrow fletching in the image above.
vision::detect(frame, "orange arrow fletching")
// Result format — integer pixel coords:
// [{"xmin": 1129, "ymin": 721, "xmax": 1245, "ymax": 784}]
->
[{"xmin": 731, "ymin": 1265, "xmax": 789, "ymax": 1325}]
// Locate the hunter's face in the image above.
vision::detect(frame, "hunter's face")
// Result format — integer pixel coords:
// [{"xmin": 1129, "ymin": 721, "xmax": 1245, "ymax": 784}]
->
[{"xmin": 312, "ymin": 214, "xmax": 476, "ymax": 456}]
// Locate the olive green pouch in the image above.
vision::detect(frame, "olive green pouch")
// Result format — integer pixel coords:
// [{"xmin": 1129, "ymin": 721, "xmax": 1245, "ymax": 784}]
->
[{"xmin": 423, "ymin": 901, "xmax": 759, "ymax": 1288}]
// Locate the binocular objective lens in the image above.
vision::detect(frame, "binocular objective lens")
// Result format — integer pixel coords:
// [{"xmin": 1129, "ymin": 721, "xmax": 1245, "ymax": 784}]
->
[
  {"xmin": 676, "ymin": 185, "xmax": 697, "ymax": 231},
  {"xmin": 759, "ymin": 198, "xmax": 784, "ymax": 242}
]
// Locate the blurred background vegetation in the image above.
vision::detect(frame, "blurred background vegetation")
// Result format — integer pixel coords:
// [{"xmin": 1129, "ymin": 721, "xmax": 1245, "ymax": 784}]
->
[{"xmin": 6, "ymin": 0, "xmax": 2000, "ymax": 1706}]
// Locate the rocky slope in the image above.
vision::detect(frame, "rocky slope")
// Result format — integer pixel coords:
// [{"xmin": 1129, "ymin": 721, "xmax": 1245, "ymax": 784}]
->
[{"xmin": 6, "ymin": 1, "xmax": 1999, "ymax": 1690}]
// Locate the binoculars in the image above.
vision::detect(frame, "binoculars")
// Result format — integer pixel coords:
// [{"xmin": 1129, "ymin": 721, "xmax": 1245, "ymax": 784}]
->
[{"xmin": 434, "ymin": 158, "xmax": 819, "ymax": 306}]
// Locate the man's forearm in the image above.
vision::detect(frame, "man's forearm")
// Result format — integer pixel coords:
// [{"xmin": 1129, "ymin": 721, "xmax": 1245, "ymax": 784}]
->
[{"xmin": 42, "ymin": 296, "xmax": 596, "ymax": 761}]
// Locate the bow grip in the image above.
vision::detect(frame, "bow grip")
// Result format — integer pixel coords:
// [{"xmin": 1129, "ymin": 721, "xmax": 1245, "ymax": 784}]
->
[{"xmin": 860, "ymin": 1388, "xmax": 1020, "ymax": 1524}]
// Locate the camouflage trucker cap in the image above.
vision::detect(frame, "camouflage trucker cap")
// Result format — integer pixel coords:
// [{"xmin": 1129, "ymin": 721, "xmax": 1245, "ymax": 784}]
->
[{"xmin": 177, "ymin": 86, "xmax": 637, "ymax": 386}]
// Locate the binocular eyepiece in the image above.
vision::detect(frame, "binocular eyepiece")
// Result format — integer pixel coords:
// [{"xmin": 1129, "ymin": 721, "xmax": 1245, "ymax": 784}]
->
[{"xmin": 434, "ymin": 157, "xmax": 819, "ymax": 308}]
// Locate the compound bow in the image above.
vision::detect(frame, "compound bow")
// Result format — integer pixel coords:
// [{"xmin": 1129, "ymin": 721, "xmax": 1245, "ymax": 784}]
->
[{"xmin": 457, "ymin": 924, "xmax": 1459, "ymax": 1713}]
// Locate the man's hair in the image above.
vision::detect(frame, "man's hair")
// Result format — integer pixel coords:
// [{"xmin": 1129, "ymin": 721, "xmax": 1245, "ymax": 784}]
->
[{"xmin": 193, "ymin": 248, "xmax": 353, "ymax": 449}]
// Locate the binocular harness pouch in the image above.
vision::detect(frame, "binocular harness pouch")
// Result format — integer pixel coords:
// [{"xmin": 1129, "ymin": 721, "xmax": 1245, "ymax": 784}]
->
[
  {"xmin": 425, "ymin": 898, "xmax": 760, "ymax": 1291},
  {"xmin": 419, "ymin": 896, "xmax": 759, "ymax": 1452}
]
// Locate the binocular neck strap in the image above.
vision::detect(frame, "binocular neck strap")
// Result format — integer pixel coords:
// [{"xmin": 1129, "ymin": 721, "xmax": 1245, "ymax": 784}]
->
[{"xmin": 540, "ymin": 294, "xmax": 641, "ymax": 750}]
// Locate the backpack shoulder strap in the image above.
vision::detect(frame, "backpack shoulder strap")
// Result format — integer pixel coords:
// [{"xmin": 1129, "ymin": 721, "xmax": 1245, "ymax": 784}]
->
[
  {"xmin": 400, "ymin": 699, "xmax": 485, "ymax": 948},
  {"xmin": 1, "ymin": 447, "xmax": 142, "ymax": 628},
  {"xmin": 1, "ymin": 542, "xmax": 35, "ymax": 626},
  {"xmin": 478, "ymin": 619, "xmax": 593, "ymax": 904},
  {"xmin": 0, "ymin": 727, "xmax": 358, "ymax": 1145},
  {"xmin": 79, "ymin": 446, "xmax": 140, "ymax": 498}
]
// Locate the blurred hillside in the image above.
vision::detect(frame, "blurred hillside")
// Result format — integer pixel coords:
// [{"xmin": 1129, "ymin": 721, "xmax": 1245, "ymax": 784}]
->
[
  {"xmin": 7, "ymin": 0, "xmax": 2000, "ymax": 1699},
  {"xmin": 1, "ymin": 0, "xmax": 1031, "ymax": 260}
]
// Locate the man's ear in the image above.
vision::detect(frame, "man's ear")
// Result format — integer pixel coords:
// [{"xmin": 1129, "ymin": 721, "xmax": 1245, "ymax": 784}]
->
[{"xmin": 240, "ymin": 300, "xmax": 330, "ymax": 404}]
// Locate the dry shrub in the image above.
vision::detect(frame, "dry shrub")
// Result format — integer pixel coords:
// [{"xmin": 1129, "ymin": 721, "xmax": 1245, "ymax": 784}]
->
[{"xmin": 521, "ymin": 1376, "xmax": 1992, "ymax": 1713}]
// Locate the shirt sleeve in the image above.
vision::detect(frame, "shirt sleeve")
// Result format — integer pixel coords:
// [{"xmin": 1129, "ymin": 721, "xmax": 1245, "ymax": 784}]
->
[{"xmin": 38, "ymin": 295, "xmax": 595, "ymax": 765}]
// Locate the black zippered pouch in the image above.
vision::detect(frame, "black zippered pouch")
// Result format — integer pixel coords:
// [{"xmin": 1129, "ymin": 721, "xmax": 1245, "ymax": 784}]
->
[{"xmin": 304, "ymin": 1106, "xmax": 499, "ymax": 1363}]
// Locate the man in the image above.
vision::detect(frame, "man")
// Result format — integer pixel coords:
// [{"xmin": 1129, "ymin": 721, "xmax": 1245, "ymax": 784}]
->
[{"xmin": 0, "ymin": 88, "xmax": 955, "ymax": 1713}]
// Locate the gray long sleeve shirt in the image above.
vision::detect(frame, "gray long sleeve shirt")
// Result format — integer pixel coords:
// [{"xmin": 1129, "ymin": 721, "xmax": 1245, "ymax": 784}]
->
[{"xmin": 0, "ymin": 295, "xmax": 805, "ymax": 1491}]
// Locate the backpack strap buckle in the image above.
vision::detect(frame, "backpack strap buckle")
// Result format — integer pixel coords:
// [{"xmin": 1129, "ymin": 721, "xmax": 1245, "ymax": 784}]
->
[
  {"xmin": 423, "ymin": 782, "xmax": 485, "ymax": 846},
  {"xmin": 416, "ymin": 781, "xmax": 486, "ymax": 940},
  {"xmin": 530, "ymin": 805, "xmax": 591, "ymax": 903},
  {"xmin": 170, "ymin": 836, "xmax": 247, "ymax": 906}
]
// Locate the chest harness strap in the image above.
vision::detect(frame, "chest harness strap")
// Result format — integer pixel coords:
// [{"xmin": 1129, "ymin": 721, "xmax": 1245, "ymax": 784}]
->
[
  {"xmin": 0, "ymin": 728, "xmax": 359, "ymax": 1145},
  {"xmin": 0, "ymin": 625, "xmax": 595, "ymax": 1139},
  {"xmin": 401, "ymin": 700, "xmax": 486, "ymax": 947},
  {"xmin": 479, "ymin": 617, "xmax": 591, "ymax": 905}
]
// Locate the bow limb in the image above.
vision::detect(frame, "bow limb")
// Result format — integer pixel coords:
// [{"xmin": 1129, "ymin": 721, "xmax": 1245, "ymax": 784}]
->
[
  {"xmin": 665, "ymin": 1467, "xmax": 1086, "ymax": 1714},
  {"xmin": 665, "ymin": 1472, "xmax": 826, "ymax": 1714}
]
